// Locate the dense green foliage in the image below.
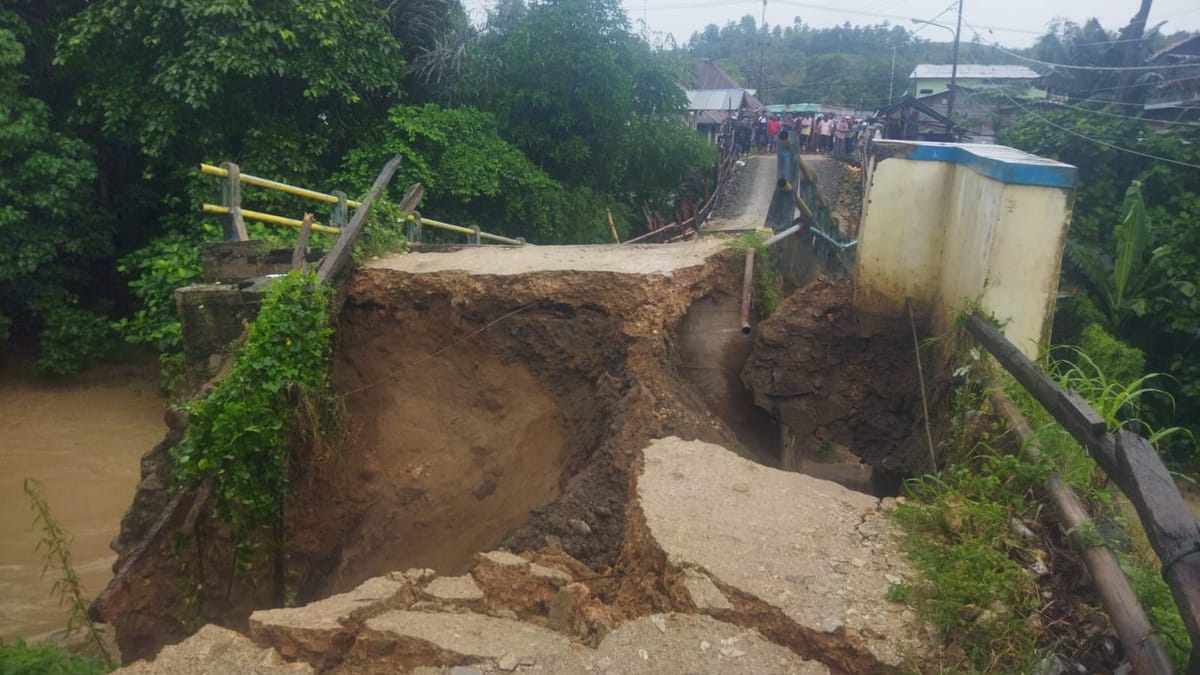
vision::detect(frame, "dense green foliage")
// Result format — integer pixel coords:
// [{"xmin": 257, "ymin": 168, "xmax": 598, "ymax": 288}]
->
[
  {"xmin": 0, "ymin": 10, "xmax": 109, "ymax": 357},
  {"xmin": 172, "ymin": 271, "xmax": 334, "ymax": 568},
  {"xmin": 1, "ymin": 0, "xmax": 715, "ymax": 370},
  {"xmin": 0, "ymin": 640, "xmax": 111, "ymax": 675},
  {"xmin": 999, "ymin": 110, "xmax": 1200, "ymax": 465}
]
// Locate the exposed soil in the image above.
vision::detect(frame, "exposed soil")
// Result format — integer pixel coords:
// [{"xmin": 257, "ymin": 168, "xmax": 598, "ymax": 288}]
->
[
  {"xmin": 97, "ymin": 248, "xmax": 763, "ymax": 662},
  {"xmin": 743, "ymin": 279, "xmax": 945, "ymax": 483}
]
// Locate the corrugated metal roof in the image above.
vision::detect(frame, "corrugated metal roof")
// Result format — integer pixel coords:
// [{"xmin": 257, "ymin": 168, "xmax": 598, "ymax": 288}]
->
[
  {"xmin": 693, "ymin": 59, "xmax": 741, "ymax": 90},
  {"xmin": 686, "ymin": 88, "xmax": 748, "ymax": 111},
  {"xmin": 910, "ymin": 64, "xmax": 1040, "ymax": 80}
]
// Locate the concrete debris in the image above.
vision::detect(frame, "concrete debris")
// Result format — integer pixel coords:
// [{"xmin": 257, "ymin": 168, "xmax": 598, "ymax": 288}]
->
[
  {"xmin": 115, "ymin": 624, "xmax": 310, "ymax": 675},
  {"xmin": 587, "ymin": 613, "xmax": 828, "ymax": 674},
  {"xmin": 352, "ymin": 610, "xmax": 583, "ymax": 671},
  {"xmin": 422, "ymin": 574, "xmax": 484, "ymax": 603},
  {"xmin": 633, "ymin": 437, "xmax": 916, "ymax": 670},
  {"xmin": 567, "ymin": 518, "xmax": 593, "ymax": 535},
  {"xmin": 680, "ymin": 568, "xmax": 733, "ymax": 611},
  {"xmin": 249, "ymin": 575, "xmax": 409, "ymax": 668},
  {"xmin": 480, "ymin": 550, "xmax": 528, "ymax": 568},
  {"xmin": 117, "ymin": 436, "xmax": 916, "ymax": 674}
]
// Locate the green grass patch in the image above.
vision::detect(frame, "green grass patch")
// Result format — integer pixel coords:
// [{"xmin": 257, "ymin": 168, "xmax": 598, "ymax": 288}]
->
[
  {"xmin": 893, "ymin": 337, "xmax": 1191, "ymax": 672},
  {"xmin": 0, "ymin": 640, "xmax": 112, "ymax": 675}
]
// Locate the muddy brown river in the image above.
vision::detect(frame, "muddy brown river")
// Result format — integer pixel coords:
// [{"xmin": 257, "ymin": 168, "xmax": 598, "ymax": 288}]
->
[{"xmin": 0, "ymin": 359, "xmax": 164, "ymax": 640}]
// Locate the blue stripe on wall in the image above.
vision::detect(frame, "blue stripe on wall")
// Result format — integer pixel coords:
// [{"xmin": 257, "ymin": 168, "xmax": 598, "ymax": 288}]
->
[{"xmin": 889, "ymin": 143, "xmax": 1077, "ymax": 189}]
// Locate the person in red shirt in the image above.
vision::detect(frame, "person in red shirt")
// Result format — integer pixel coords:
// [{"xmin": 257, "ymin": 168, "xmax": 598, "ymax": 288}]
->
[{"xmin": 766, "ymin": 115, "xmax": 781, "ymax": 153}]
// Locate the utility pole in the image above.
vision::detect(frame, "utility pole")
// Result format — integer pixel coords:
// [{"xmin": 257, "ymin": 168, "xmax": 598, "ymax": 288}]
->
[
  {"xmin": 946, "ymin": 0, "xmax": 964, "ymax": 135},
  {"xmin": 759, "ymin": 0, "xmax": 768, "ymax": 99},
  {"xmin": 888, "ymin": 45, "xmax": 897, "ymax": 103}
]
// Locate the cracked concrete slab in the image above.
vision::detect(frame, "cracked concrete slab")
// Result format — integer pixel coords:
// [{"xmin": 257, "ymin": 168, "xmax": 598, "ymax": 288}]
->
[
  {"xmin": 249, "ymin": 575, "xmax": 411, "ymax": 667},
  {"xmin": 634, "ymin": 436, "xmax": 915, "ymax": 669},
  {"xmin": 352, "ymin": 609, "xmax": 587, "ymax": 671},
  {"xmin": 115, "ymin": 624, "xmax": 311, "ymax": 674},
  {"xmin": 590, "ymin": 612, "xmax": 828, "ymax": 673}
]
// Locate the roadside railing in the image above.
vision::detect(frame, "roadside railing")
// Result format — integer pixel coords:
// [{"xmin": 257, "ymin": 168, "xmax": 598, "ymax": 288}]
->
[
  {"xmin": 199, "ymin": 162, "xmax": 527, "ymax": 246},
  {"xmin": 966, "ymin": 314, "xmax": 1200, "ymax": 673}
]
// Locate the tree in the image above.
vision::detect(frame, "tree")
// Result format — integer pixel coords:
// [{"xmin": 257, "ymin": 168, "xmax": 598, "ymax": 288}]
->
[
  {"xmin": 0, "ymin": 12, "xmax": 114, "ymax": 371},
  {"xmin": 1065, "ymin": 181, "xmax": 1153, "ymax": 330}
]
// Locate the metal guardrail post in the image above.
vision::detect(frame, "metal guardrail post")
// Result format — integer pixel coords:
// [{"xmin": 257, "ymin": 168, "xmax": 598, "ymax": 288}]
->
[
  {"xmin": 220, "ymin": 161, "xmax": 248, "ymax": 241},
  {"xmin": 332, "ymin": 190, "xmax": 349, "ymax": 229},
  {"xmin": 471, "ymin": 225, "xmax": 482, "ymax": 245}
]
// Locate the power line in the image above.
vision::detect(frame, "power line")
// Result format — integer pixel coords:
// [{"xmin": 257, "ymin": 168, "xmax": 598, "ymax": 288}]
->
[
  {"xmin": 961, "ymin": 17, "xmax": 1200, "ymax": 72},
  {"xmin": 1041, "ymin": 101, "xmax": 1200, "ymax": 127},
  {"xmin": 959, "ymin": 89, "xmax": 1200, "ymax": 128},
  {"xmin": 996, "ymin": 89, "xmax": 1200, "ymax": 170}
]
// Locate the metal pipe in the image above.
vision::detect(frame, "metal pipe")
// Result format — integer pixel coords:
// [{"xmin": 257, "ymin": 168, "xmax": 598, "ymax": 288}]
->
[
  {"xmin": 809, "ymin": 225, "xmax": 858, "ymax": 250},
  {"xmin": 202, "ymin": 204, "xmax": 341, "ymax": 234},
  {"xmin": 740, "ymin": 248, "xmax": 756, "ymax": 335},
  {"xmin": 763, "ymin": 224, "xmax": 803, "ymax": 247},
  {"xmin": 200, "ymin": 164, "xmax": 364, "ymax": 208}
]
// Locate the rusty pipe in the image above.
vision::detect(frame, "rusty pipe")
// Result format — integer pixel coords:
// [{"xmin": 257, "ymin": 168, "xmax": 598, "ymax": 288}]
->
[{"xmin": 740, "ymin": 248, "xmax": 756, "ymax": 335}]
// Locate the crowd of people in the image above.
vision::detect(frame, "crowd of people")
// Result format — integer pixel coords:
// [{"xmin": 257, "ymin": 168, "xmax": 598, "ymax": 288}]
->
[{"xmin": 730, "ymin": 111, "xmax": 884, "ymax": 158}]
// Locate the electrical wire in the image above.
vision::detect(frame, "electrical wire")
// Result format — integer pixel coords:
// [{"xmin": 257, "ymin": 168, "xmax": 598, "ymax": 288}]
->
[
  {"xmin": 958, "ymin": 88, "xmax": 1200, "ymax": 128},
  {"xmin": 995, "ymin": 89, "xmax": 1200, "ymax": 170},
  {"xmin": 1040, "ymin": 100, "xmax": 1200, "ymax": 127},
  {"xmin": 961, "ymin": 16, "xmax": 1200, "ymax": 72}
]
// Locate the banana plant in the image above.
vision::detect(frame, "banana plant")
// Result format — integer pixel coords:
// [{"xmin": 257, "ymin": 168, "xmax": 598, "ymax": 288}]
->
[{"xmin": 1064, "ymin": 180, "xmax": 1154, "ymax": 330}]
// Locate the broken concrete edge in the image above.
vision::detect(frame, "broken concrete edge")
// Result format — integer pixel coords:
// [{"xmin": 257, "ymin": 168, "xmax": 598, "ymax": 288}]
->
[
  {"xmin": 117, "ymin": 437, "xmax": 912, "ymax": 674},
  {"xmin": 627, "ymin": 437, "xmax": 914, "ymax": 674}
]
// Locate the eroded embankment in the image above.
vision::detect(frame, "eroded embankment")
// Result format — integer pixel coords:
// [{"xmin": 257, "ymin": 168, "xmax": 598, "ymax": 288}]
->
[
  {"xmin": 117, "ymin": 438, "xmax": 918, "ymax": 675},
  {"xmin": 743, "ymin": 279, "xmax": 942, "ymax": 486},
  {"xmin": 96, "ymin": 245, "xmax": 756, "ymax": 662}
]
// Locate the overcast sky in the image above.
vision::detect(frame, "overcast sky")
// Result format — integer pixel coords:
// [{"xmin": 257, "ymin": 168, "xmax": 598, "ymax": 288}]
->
[{"xmin": 466, "ymin": 0, "xmax": 1200, "ymax": 49}]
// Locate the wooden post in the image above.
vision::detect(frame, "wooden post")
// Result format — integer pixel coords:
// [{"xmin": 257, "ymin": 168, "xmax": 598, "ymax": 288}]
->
[
  {"xmin": 606, "ymin": 209, "xmax": 621, "ymax": 244},
  {"xmin": 220, "ymin": 161, "xmax": 248, "ymax": 241},
  {"xmin": 966, "ymin": 311, "xmax": 1200, "ymax": 673},
  {"xmin": 316, "ymin": 155, "xmax": 404, "ymax": 284},
  {"xmin": 291, "ymin": 213, "xmax": 314, "ymax": 271}
]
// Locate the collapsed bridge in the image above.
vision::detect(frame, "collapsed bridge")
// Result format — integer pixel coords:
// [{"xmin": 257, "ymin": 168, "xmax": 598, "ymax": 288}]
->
[{"xmin": 103, "ymin": 141, "xmax": 1170, "ymax": 675}]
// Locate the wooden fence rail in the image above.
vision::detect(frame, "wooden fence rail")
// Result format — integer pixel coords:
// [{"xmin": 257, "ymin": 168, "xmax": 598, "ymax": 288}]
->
[{"xmin": 965, "ymin": 312, "xmax": 1200, "ymax": 675}]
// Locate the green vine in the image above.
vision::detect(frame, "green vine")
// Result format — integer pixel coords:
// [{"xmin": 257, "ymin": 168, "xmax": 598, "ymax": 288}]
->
[{"xmin": 171, "ymin": 270, "xmax": 335, "ymax": 571}]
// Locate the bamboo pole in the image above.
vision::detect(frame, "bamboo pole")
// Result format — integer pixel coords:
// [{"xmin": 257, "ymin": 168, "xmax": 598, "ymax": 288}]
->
[{"xmin": 989, "ymin": 392, "xmax": 1173, "ymax": 675}]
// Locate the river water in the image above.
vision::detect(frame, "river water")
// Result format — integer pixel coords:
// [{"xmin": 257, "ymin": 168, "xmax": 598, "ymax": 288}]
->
[{"xmin": 0, "ymin": 359, "xmax": 165, "ymax": 640}]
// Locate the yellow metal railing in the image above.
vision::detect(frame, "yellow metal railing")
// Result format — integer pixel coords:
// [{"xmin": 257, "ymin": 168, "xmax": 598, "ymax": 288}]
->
[{"xmin": 200, "ymin": 161, "xmax": 527, "ymax": 246}]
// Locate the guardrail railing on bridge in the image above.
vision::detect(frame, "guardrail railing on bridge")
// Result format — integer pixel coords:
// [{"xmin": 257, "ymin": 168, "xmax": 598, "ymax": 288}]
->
[{"xmin": 199, "ymin": 162, "xmax": 526, "ymax": 246}]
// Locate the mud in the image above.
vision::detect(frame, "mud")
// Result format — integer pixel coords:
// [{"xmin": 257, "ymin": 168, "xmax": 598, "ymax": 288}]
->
[{"xmin": 743, "ymin": 279, "xmax": 943, "ymax": 481}]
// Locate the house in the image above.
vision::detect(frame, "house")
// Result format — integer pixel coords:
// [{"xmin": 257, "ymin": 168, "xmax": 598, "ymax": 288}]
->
[
  {"xmin": 1143, "ymin": 34, "xmax": 1200, "ymax": 122},
  {"xmin": 910, "ymin": 64, "xmax": 1045, "ymax": 100},
  {"xmin": 684, "ymin": 59, "xmax": 763, "ymax": 143}
]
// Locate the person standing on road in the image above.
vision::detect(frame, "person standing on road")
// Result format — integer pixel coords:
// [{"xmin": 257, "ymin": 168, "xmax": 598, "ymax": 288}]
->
[
  {"xmin": 818, "ymin": 115, "xmax": 834, "ymax": 154},
  {"xmin": 834, "ymin": 116, "xmax": 849, "ymax": 156},
  {"xmin": 798, "ymin": 114, "xmax": 813, "ymax": 152},
  {"xmin": 766, "ymin": 115, "xmax": 781, "ymax": 153}
]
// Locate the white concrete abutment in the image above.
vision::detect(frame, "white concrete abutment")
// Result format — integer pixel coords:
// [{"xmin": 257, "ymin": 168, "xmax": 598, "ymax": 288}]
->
[{"xmin": 854, "ymin": 141, "xmax": 1077, "ymax": 357}]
